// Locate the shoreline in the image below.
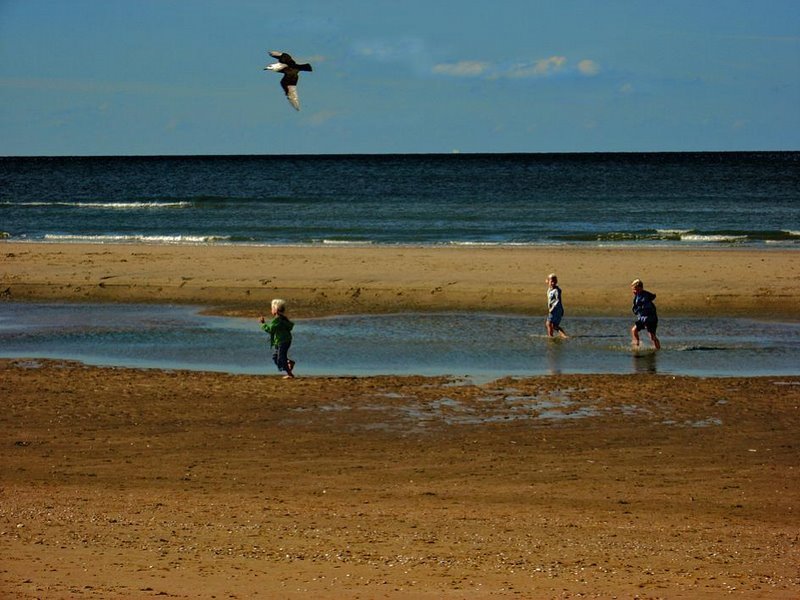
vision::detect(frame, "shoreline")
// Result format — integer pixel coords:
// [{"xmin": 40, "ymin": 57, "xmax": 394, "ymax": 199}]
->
[{"xmin": 3, "ymin": 241, "xmax": 799, "ymax": 319}]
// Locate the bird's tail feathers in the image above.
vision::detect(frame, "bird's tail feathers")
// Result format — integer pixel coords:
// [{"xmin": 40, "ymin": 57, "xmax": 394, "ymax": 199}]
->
[{"xmin": 297, "ymin": 63, "xmax": 312, "ymax": 72}]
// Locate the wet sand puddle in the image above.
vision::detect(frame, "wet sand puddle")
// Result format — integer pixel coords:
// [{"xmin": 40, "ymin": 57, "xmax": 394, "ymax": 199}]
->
[{"xmin": 284, "ymin": 379, "xmax": 731, "ymax": 434}]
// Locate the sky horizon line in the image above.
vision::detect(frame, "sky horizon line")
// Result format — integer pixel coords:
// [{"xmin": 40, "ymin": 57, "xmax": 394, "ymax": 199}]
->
[{"xmin": 3, "ymin": 147, "xmax": 799, "ymax": 160}]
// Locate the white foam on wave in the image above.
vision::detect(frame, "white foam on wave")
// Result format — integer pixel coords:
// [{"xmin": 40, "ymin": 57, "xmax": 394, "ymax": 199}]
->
[
  {"xmin": 656, "ymin": 229, "xmax": 693, "ymax": 236},
  {"xmin": 78, "ymin": 201, "xmax": 191, "ymax": 209},
  {"xmin": 448, "ymin": 240, "xmax": 544, "ymax": 247},
  {"xmin": 320, "ymin": 239, "xmax": 374, "ymax": 246},
  {"xmin": 680, "ymin": 233, "xmax": 748, "ymax": 243},
  {"xmin": 43, "ymin": 234, "xmax": 229, "ymax": 244},
  {"xmin": 3, "ymin": 201, "xmax": 191, "ymax": 209},
  {"xmin": 448, "ymin": 241, "xmax": 501, "ymax": 247}
]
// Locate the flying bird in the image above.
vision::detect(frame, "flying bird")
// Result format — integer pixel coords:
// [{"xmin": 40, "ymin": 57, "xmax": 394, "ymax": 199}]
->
[{"xmin": 264, "ymin": 51, "xmax": 313, "ymax": 111}]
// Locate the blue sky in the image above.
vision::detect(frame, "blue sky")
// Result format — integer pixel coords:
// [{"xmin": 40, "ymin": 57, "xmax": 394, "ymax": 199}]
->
[{"xmin": 1, "ymin": 0, "xmax": 798, "ymax": 155}]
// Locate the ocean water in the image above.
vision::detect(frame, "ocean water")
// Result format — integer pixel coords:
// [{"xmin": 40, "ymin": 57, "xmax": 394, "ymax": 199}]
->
[
  {"xmin": 1, "ymin": 152, "xmax": 799, "ymax": 246},
  {"xmin": 1, "ymin": 303, "xmax": 798, "ymax": 380}
]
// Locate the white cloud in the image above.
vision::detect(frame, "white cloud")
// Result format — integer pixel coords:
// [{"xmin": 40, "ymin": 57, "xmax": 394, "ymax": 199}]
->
[
  {"xmin": 577, "ymin": 59, "xmax": 600, "ymax": 76},
  {"xmin": 432, "ymin": 61, "xmax": 491, "ymax": 77},
  {"xmin": 507, "ymin": 56, "xmax": 567, "ymax": 78},
  {"xmin": 353, "ymin": 38, "xmax": 427, "ymax": 62},
  {"xmin": 429, "ymin": 55, "xmax": 603, "ymax": 81},
  {"xmin": 306, "ymin": 110, "xmax": 338, "ymax": 126}
]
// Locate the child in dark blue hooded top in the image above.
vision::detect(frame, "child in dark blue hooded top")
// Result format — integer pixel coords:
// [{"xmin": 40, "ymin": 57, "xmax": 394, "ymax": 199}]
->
[{"xmin": 630, "ymin": 279, "xmax": 661, "ymax": 350}]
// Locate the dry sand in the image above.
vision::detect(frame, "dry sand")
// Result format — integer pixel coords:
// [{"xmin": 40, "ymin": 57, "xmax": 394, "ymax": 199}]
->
[
  {"xmin": 1, "ymin": 242, "xmax": 799, "ymax": 598},
  {"xmin": 2, "ymin": 242, "xmax": 799, "ymax": 317}
]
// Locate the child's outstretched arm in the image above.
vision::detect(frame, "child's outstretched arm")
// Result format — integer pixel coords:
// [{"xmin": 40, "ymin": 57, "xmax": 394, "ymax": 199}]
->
[{"xmin": 259, "ymin": 316, "xmax": 273, "ymax": 334}]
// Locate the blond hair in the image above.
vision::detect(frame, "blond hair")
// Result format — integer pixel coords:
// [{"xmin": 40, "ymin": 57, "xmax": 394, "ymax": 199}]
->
[{"xmin": 271, "ymin": 298, "xmax": 287, "ymax": 313}]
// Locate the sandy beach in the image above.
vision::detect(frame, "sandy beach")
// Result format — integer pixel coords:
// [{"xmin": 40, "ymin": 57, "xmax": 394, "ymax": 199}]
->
[
  {"xmin": 1, "ymin": 242, "xmax": 799, "ymax": 598},
  {"xmin": 2, "ymin": 361, "xmax": 799, "ymax": 598},
  {"xmin": 2, "ymin": 242, "xmax": 799, "ymax": 318}
]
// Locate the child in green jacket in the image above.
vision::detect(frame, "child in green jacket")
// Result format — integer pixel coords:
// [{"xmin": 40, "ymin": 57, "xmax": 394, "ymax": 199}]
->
[{"xmin": 260, "ymin": 298, "xmax": 295, "ymax": 378}]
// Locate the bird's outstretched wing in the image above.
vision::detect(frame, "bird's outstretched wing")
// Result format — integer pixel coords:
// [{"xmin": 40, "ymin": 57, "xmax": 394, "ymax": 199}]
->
[
  {"xmin": 277, "ymin": 70, "xmax": 301, "ymax": 110},
  {"xmin": 269, "ymin": 50, "xmax": 295, "ymax": 65},
  {"xmin": 284, "ymin": 85, "xmax": 300, "ymax": 111}
]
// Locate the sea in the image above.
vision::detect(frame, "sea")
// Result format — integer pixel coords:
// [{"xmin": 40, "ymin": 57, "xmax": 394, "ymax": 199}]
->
[
  {"xmin": 2, "ymin": 152, "xmax": 798, "ymax": 247},
  {"xmin": 1, "ymin": 152, "xmax": 799, "ymax": 379}
]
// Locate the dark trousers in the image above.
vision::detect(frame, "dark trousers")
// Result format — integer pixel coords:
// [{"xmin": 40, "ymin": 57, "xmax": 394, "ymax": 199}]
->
[{"xmin": 272, "ymin": 341, "xmax": 292, "ymax": 372}]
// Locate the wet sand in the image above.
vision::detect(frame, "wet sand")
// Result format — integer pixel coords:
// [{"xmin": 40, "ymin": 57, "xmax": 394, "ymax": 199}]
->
[
  {"xmin": 1, "ymin": 242, "xmax": 799, "ymax": 598},
  {"xmin": 2, "ymin": 360, "xmax": 799, "ymax": 598}
]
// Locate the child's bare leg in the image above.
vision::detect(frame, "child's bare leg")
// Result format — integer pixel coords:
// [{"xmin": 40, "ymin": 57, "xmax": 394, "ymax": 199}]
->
[
  {"xmin": 631, "ymin": 325, "xmax": 640, "ymax": 347},
  {"xmin": 649, "ymin": 332, "xmax": 661, "ymax": 350},
  {"xmin": 557, "ymin": 327, "xmax": 568, "ymax": 339},
  {"xmin": 546, "ymin": 321, "xmax": 554, "ymax": 337},
  {"xmin": 284, "ymin": 359, "xmax": 295, "ymax": 378}
]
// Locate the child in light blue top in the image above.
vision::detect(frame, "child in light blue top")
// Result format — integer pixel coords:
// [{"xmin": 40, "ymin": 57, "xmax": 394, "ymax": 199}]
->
[{"xmin": 546, "ymin": 274, "xmax": 568, "ymax": 338}]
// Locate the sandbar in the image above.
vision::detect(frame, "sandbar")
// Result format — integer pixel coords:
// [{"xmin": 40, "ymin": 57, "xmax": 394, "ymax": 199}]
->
[{"xmin": 2, "ymin": 242, "xmax": 799, "ymax": 318}]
